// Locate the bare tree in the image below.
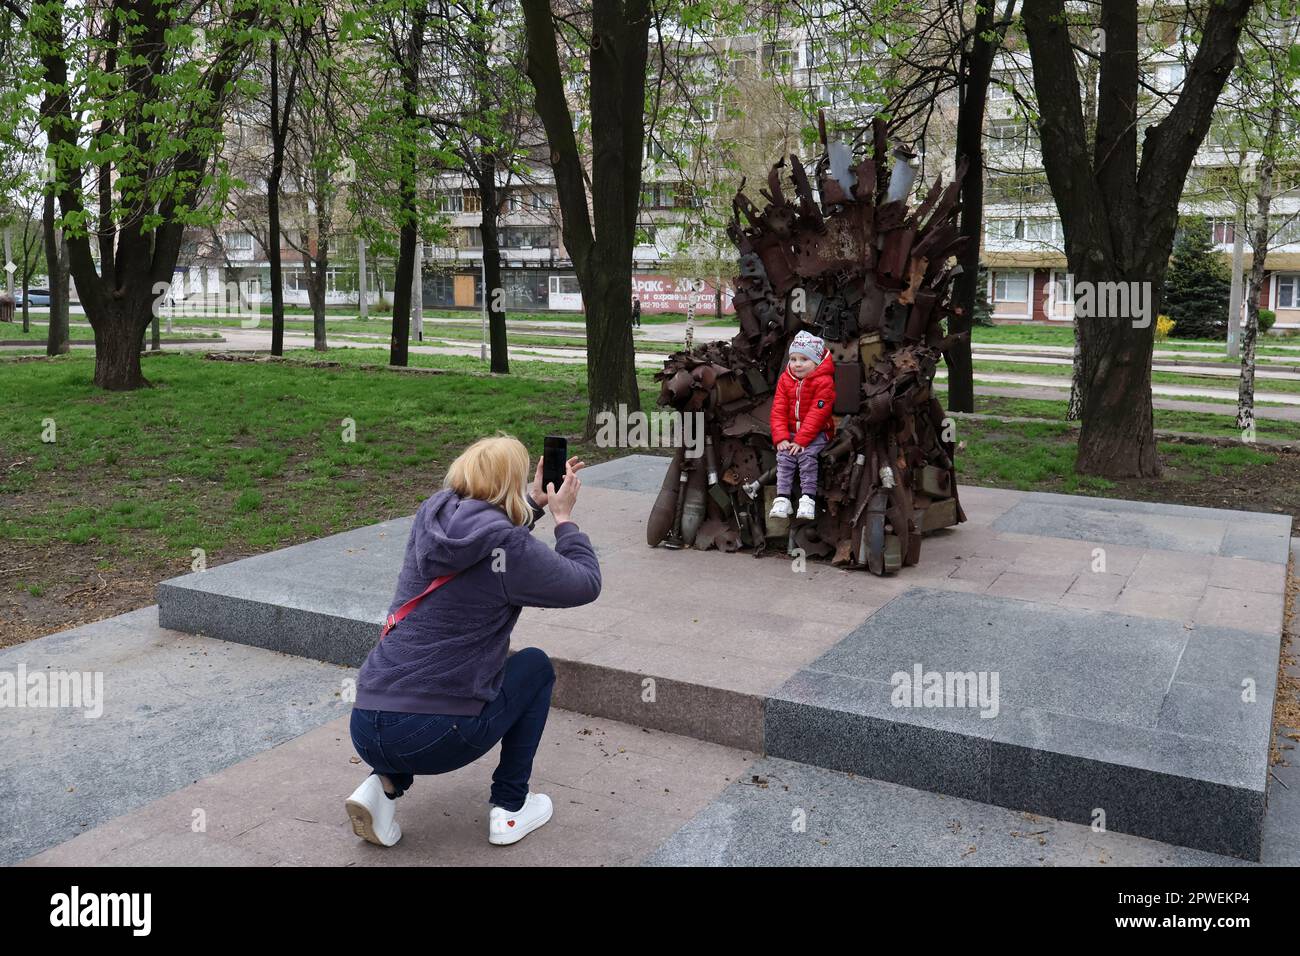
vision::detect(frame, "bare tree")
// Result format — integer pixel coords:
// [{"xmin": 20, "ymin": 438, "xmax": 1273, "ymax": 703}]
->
[
  {"xmin": 1022, "ymin": 0, "xmax": 1253, "ymax": 477},
  {"xmin": 521, "ymin": 0, "xmax": 651, "ymax": 433}
]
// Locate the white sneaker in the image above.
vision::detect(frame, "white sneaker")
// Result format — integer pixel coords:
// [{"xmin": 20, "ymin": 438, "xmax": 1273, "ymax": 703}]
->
[
  {"xmin": 488, "ymin": 792, "xmax": 553, "ymax": 846},
  {"xmin": 796, "ymin": 495, "xmax": 816, "ymax": 520},
  {"xmin": 345, "ymin": 774, "xmax": 402, "ymax": 847},
  {"xmin": 769, "ymin": 496, "xmax": 793, "ymax": 519}
]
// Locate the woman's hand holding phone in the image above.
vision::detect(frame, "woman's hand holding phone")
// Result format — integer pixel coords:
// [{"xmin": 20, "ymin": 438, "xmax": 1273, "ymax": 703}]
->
[
  {"xmin": 531, "ymin": 455, "xmax": 584, "ymax": 510},
  {"xmin": 546, "ymin": 459, "xmax": 583, "ymax": 525}
]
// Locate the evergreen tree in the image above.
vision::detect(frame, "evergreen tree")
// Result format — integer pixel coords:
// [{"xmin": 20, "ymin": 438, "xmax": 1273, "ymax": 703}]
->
[
  {"xmin": 973, "ymin": 267, "xmax": 994, "ymax": 327},
  {"xmin": 1163, "ymin": 215, "xmax": 1232, "ymax": 340}
]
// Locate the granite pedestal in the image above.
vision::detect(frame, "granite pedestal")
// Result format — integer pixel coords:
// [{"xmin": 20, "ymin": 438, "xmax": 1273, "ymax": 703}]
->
[{"xmin": 156, "ymin": 454, "xmax": 1290, "ymax": 858}]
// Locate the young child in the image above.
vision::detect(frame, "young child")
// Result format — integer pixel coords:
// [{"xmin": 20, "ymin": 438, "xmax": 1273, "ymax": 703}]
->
[{"xmin": 769, "ymin": 330, "xmax": 836, "ymax": 521}]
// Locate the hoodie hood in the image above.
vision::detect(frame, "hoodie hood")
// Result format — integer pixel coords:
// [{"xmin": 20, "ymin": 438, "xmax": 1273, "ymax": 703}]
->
[{"xmin": 412, "ymin": 488, "xmax": 523, "ymax": 576}]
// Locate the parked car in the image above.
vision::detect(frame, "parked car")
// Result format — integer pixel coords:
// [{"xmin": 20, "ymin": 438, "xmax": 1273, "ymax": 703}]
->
[{"xmin": 14, "ymin": 289, "xmax": 51, "ymax": 307}]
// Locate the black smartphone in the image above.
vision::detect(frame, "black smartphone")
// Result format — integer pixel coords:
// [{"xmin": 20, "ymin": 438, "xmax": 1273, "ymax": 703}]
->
[{"xmin": 543, "ymin": 435, "xmax": 568, "ymax": 492}]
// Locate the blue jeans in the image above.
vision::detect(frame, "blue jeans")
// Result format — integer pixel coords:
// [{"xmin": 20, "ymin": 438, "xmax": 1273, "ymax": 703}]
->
[{"xmin": 349, "ymin": 647, "xmax": 556, "ymax": 813}]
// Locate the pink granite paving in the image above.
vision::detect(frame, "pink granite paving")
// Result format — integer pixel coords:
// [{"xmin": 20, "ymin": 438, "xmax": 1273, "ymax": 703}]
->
[{"xmin": 21, "ymin": 709, "xmax": 756, "ymax": 867}]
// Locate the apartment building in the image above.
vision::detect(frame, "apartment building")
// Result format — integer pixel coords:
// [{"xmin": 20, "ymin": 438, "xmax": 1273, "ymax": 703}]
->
[
  {"xmin": 182, "ymin": 8, "xmax": 1298, "ymax": 327},
  {"xmin": 981, "ymin": 30, "xmax": 1300, "ymax": 331}
]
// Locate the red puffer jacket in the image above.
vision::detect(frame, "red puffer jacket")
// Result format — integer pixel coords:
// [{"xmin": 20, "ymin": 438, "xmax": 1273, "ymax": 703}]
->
[{"xmin": 769, "ymin": 353, "xmax": 836, "ymax": 448}]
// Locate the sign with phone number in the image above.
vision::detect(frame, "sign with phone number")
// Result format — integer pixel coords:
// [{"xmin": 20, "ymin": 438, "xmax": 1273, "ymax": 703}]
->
[{"xmin": 632, "ymin": 275, "xmax": 735, "ymax": 314}]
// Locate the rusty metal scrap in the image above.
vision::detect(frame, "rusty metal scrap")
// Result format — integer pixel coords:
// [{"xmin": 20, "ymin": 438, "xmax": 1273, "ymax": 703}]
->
[{"xmin": 645, "ymin": 118, "xmax": 968, "ymax": 575}]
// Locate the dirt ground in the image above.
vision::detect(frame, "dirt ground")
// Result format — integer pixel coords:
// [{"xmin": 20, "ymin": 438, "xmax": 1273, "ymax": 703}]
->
[{"xmin": 1107, "ymin": 438, "xmax": 1300, "ymax": 536}]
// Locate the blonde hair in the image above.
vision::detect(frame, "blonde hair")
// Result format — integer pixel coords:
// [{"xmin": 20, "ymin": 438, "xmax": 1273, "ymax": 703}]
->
[{"xmin": 444, "ymin": 434, "xmax": 533, "ymax": 526}]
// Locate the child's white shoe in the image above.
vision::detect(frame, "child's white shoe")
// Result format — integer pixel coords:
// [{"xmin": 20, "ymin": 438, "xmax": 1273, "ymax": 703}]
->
[
  {"xmin": 796, "ymin": 495, "xmax": 816, "ymax": 520},
  {"xmin": 769, "ymin": 496, "xmax": 793, "ymax": 519},
  {"xmin": 345, "ymin": 774, "xmax": 402, "ymax": 847},
  {"xmin": 489, "ymin": 792, "xmax": 553, "ymax": 846}
]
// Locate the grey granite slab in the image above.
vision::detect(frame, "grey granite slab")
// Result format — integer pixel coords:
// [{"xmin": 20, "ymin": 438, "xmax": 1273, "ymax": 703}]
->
[
  {"xmin": 0, "ymin": 609, "xmax": 353, "ymax": 866},
  {"xmin": 992, "ymin": 495, "xmax": 1291, "ymax": 564},
  {"xmin": 148, "ymin": 455, "xmax": 1289, "ymax": 860},
  {"xmin": 576, "ymin": 453, "xmax": 672, "ymax": 494},
  {"xmin": 799, "ymin": 588, "xmax": 1189, "ymax": 727},
  {"xmin": 645, "ymin": 756, "xmax": 1251, "ymax": 867},
  {"xmin": 765, "ymin": 588, "xmax": 1281, "ymax": 859}
]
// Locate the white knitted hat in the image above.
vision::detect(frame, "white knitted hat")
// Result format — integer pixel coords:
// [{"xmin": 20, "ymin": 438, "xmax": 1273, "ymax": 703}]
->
[{"xmin": 789, "ymin": 330, "xmax": 826, "ymax": 363}]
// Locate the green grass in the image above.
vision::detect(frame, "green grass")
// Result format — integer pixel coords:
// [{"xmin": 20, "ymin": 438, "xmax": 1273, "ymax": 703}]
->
[
  {"xmin": 0, "ymin": 351, "xmax": 654, "ymax": 566},
  {"xmin": 951, "ymin": 416, "xmax": 1279, "ymax": 495},
  {"xmin": 937, "ymin": 391, "xmax": 1300, "ymax": 443},
  {"xmin": 3, "ymin": 347, "xmax": 1287, "ymax": 566}
]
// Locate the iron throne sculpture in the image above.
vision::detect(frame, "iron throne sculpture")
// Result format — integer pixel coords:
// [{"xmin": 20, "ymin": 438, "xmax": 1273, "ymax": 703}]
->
[{"xmin": 646, "ymin": 117, "xmax": 968, "ymax": 575}]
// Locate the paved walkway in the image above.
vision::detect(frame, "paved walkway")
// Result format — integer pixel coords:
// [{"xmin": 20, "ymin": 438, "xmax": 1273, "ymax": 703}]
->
[
  {"xmin": 937, "ymin": 369, "xmax": 1300, "ymax": 406},
  {"xmin": 8, "ymin": 462, "xmax": 1297, "ymax": 865},
  {"xmin": 972, "ymin": 386, "xmax": 1300, "ymax": 422}
]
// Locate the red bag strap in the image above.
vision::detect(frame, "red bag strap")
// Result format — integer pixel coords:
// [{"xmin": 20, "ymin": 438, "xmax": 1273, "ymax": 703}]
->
[{"xmin": 380, "ymin": 573, "xmax": 456, "ymax": 639}]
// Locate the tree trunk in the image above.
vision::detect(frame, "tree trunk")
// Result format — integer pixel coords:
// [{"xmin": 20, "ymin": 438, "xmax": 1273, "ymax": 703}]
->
[
  {"xmin": 42, "ymin": 192, "xmax": 70, "ymax": 355},
  {"xmin": 268, "ymin": 178, "xmax": 286, "ymax": 355},
  {"xmin": 91, "ymin": 302, "xmax": 150, "ymax": 390},
  {"xmin": 1239, "ymin": 119, "xmax": 1279, "ymax": 433},
  {"xmin": 269, "ymin": 41, "xmax": 287, "ymax": 356},
  {"xmin": 479, "ymin": 161, "xmax": 509, "ymax": 374},
  {"xmin": 520, "ymin": 0, "xmax": 649, "ymax": 437},
  {"xmin": 388, "ymin": 5, "xmax": 425, "ymax": 367},
  {"xmin": 1066, "ymin": 327, "xmax": 1084, "ymax": 420},
  {"xmin": 581, "ymin": 264, "xmax": 640, "ymax": 436},
  {"xmin": 1022, "ymin": 0, "xmax": 1250, "ymax": 477},
  {"xmin": 947, "ymin": 0, "xmax": 1011, "ymax": 413},
  {"xmin": 1069, "ymin": 44, "xmax": 1100, "ymax": 422},
  {"xmin": 313, "ymin": 277, "xmax": 327, "ymax": 351},
  {"xmin": 390, "ymin": 221, "xmax": 416, "ymax": 367},
  {"xmin": 49, "ymin": 232, "xmax": 71, "ymax": 355},
  {"xmin": 306, "ymin": 253, "xmax": 328, "ymax": 351},
  {"xmin": 1072, "ymin": 262, "xmax": 1162, "ymax": 476}
]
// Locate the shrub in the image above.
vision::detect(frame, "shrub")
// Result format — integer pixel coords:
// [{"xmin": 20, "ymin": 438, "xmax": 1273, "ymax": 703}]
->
[
  {"xmin": 1155, "ymin": 314, "xmax": 1175, "ymax": 341},
  {"xmin": 1258, "ymin": 309, "xmax": 1276, "ymax": 334},
  {"xmin": 1164, "ymin": 216, "xmax": 1231, "ymax": 339}
]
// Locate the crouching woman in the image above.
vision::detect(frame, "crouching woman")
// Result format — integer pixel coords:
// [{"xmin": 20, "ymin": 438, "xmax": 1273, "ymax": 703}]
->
[{"xmin": 345, "ymin": 435, "xmax": 599, "ymax": 848}]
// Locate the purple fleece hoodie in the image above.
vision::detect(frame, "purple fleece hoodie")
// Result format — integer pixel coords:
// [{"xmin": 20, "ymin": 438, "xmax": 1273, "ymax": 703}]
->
[{"xmin": 354, "ymin": 488, "xmax": 601, "ymax": 716}]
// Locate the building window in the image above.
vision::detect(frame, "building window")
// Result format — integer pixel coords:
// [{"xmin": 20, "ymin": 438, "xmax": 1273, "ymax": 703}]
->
[
  {"xmin": 463, "ymin": 191, "xmax": 481, "ymax": 213},
  {"xmin": 988, "ymin": 120, "xmax": 1029, "ymax": 153},
  {"xmin": 502, "ymin": 227, "xmax": 551, "ymax": 249},
  {"xmin": 438, "ymin": 192, "xmax": 464, "ymax": 213},
  {"xmin": 1024, "ymin": 218, "xmax": 1061, "ymax": 244},
  {"xmin": 986, "ymin": 218, "xmax": 1023, "ymax": 241},
  {"xmin": 1278, "ymin": 275, "xmax": 1299, "ymax": 309},
  {"xmin": 1271, "ymin": 214, "xmax": 1300, "ymax": 246},
  {"xmin": 1049, "ymin": 271, "xmax": 1073, "ymax": 318},
  {"xmin": 993, "ymin": 270, "xmax": 1029, "ymax": 303},
  {"xmin": 224, "ymin": 232, "xmax": 254, "ymax": 252},
  {"xmin": 1210, "ymin": 219, "xmax": 1236, "ymax": 245},
  {"xmin": 1154, "ymin": 63, "xmax": 1185, "ymax": 93}
]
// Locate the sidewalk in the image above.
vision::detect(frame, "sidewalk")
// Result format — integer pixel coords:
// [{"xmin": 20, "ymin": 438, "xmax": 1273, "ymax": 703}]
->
[{"xmin": 22, "ymin": 708, "xmax": 755, "ymax": 867}]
